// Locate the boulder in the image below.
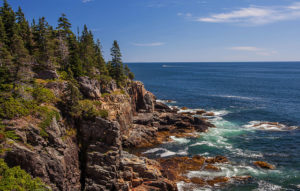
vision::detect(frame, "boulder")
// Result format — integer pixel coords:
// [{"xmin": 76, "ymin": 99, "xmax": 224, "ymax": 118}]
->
[
  {"xmin": 155, "ymin": 102, "xmax": 172, "ymax": 112},
  {"xmin": 133, "ymin": 113, "xmax": 154, "ymax": 125},
  {"xmin": 78, "ymin": 76, "xmax": 101, "ymax": 99},
  {"xmin": 102, "ymin": 80, "xmax": 117, "ymax": 94},
  {"xmin": 253, "ymin": 161, "xmax": 275, "ymax": 169}
]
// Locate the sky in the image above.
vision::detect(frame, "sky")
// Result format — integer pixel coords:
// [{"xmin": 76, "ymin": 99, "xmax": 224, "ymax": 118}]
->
[{"xmin": 7, "ymin": 0, "xmax": 300, "ymax": 62}]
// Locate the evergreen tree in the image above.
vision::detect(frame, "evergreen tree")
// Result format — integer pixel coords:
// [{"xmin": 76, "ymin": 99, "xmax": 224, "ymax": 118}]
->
[
  {"xmin": 110, "ymin": 40, "xmax": 124, "ymax": 83},
  {"xmin": 57, "ymin": 13, "xmax": 72, "ymax": 38},
  {"xmin": 79, "ymin": 25, "xmax": 96, "ymax": 76},
  {"xmin": 68, "ymin": 34, "xmax": 83, "ymax": 77},
  {"xmin": 95, "ymin": 39, "xmax": 108, "ymax": 76},
  {"xmin": 0, "ymin": 42, "xmax": 13, "ymax": 85},
  {"xmin": 11, "ymin": 34, "xmax": 31, "ymax": 86},
  {"xmin": 0, "ymin": 0, "xmax": 16, "ymax": 48},
  {"xmin": 16, "ymin": 7, "xmax": 33, "ymax": 53},
  {"xmin": 33, "ymin": 17, "xmax": 55, "ymax": 69},
  {"xmin": 0, "ymin": 16, "xmax": 7, "ymax": 47},
  {"xmin": 124, "ymin": 64, "xmax": 129, "ymax": 76}
]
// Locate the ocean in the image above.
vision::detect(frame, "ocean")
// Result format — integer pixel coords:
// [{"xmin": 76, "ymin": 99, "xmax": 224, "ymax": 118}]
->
[{"xmin": 127, "ymin": 62, "xmax": 300, "ymax": 191}]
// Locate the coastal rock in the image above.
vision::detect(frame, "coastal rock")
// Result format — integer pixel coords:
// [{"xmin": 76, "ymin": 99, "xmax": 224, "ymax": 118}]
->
[
  {"xmin": 196, "ymin": 110, "xmax": 206, "ymax": 115},
  {"xmin": 206, "ymin": 177, "xmax": 230, "ymax": 186},
  {"xmin": 204, "ymin": 164, "xmax": 221, "ymax": 171},
  {"xmin": 101, "ymin": 80, "xmax": 117, "ymax": 94},
  {"xmin": 34, "ymin": 68, "xmax": 59, "ymax": 80},
  {"xmin": 253, "ymin": 161, "xmax": 275, "ymax": 169},
  {"xmin": 129, "ymin": 81, "xmax": 156, "ymax": 113},
  {"xmin": 2, "ymin": 116, "xmax": 81, "ymax": 191},
  {"xmin": 155, "ymin": 102, "xmax": 172, "ymax": 112},
  {"xmin": 205, "ymin": 156, "xmax": 229, "ymax": 164},
  {"xmin": 120, "ymin": 151, "xmax": 178, "ymax": 190},
  {"xmin": 133, "ymin": 113, "xmax": 154, "ymax": 125},
  {"xmin": 79, "ymin": 117, "xmax": 122, "ymax": 191},
  {"xmin": 78, "ymin": 76, "xmax": 101, "ymax": 99}
]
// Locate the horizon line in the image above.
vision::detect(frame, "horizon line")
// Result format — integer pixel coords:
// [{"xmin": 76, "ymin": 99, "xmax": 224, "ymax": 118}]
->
[{"xmin": 124, "ymin": 61, "xmax": 300, "ymax": 63}]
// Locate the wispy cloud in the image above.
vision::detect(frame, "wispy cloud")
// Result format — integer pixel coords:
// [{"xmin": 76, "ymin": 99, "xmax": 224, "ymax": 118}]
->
[
  {"xmin": 229, "ymin": 46, "xmax": 277, "ymax": 56},
  {"xmin": 229, "ymin": 46, "xmax": 263, "ymax": 51},
  {"xmin": 82, "ymin": 0, "xmax": 93, "ymax": 3},
  {"xmin": 132, "ymin": 42, "xmax": 165, "ymax": 47},
  {"xmin": 196, "ymin": 2, "xmax": 300, "ymax": 25}
]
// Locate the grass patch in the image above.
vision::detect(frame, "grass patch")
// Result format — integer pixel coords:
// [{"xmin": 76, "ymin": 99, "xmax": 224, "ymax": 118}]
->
[{"xmin": 0, "ymin": 159, "xmax": 50, "ymax": 191}]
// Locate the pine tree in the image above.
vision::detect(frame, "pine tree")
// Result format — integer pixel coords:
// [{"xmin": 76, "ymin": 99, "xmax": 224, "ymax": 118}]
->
[
  {"xmin": 68, "ymin": 34, "xmax": 83, "ymax": 77},
  {"xmin": 0, "ymin": 0, "xmax": 16, "ymax": 47},
  {"xmin": 33, "ymin": 17, "xmax": 55, "ymax": 69},
  {"xmin": 0, "ymin": 42, "xmax": 13, "ymax": 85},
  {"xmin": 110, "ymin": 40, "xmax": 124, "ymax": 83},
  {"xmin": 16, "ymin": 7, "xmax": 33, "ymax": 53},
  {"xmin": 79, "ymin": 25, "xmax": 96, "ymax": 76},
  {"xmin": 0, "ymin": 16, "xmax": 8, "ymax": 46},
  {"xmin": 11, "ymin": 34, "xmax": 31, "ymax": 86},
  {"xmin": 57, "ymin": 13, "xmax": 72, "ymax": 38},
  {"xmin": 95, "ymin": 39, "xmax": 108, "ymax": 76}
]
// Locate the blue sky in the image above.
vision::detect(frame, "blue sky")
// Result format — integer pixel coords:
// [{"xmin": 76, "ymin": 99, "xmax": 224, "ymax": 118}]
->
[{"xmin": 8, "ymin": 0, "xmax": 300, "ymax": 62}]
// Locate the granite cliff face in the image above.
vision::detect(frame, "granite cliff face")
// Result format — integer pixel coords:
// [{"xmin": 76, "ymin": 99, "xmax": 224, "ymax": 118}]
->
[{"xmin": 1, "ymin": 80, "xmax": 213, "ymax": 191}]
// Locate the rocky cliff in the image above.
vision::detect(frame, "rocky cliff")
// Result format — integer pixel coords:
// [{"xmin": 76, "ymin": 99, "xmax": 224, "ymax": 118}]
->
[{"xmin": 1, "ymin": 79, "xmax": 213, "ymax": 191}]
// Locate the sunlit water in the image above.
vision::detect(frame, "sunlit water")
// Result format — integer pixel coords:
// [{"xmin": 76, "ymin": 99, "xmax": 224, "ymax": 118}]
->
[{"xmin": 128, "ymin": 62, "xmax": 300, "ymax": 190}]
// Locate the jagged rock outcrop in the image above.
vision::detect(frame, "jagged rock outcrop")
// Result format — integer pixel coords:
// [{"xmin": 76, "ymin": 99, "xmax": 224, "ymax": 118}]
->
[
  {"xmin": 2, "ymin": 116, "xmax": 81, "ymax": 191},
  {"xmin": 1, "ymin": 80, "xmax": 215, "ymax": 191},
  {"xmin": 129, "ymin": 81, "xmax": 156, "ymax": 113},
  {"xmin": 101, "ymin": 80, "xmax": 118, "ymax": 94},
  {"xmin": 78, "ymin": 76, "xmax": 102, "ymax": 99},
  {"xmin": 79, "ymin": 117, "xmax": 123, "ymax": 191}
]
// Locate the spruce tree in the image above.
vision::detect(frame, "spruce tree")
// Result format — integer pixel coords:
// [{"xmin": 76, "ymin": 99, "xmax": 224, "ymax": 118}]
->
[
  {"xmin": 68, "ymin": 34, "xmax": 83, "ymax": 77},
  {"xmin": 95, "ymin": 39, "xmax": 108, "ymax": 76},
  {"xmin": 11, "ymin": 34, "xmax": 31, "ymax": 86},
  {"xmin": 0, "ymin": 16, "xmax": 7, "ymax": 46},
  {"xmin": 79, "ymin": 25, "xmax": 96, "ymax": 76},
  {"xmin": 0, "ymin": 0, "xmax": 16, "ymax": 48},
  {"xmin": 110, "ymin": 40, "xmax": 124, "ymax": 83},
  {"xmin": 16, "ymin": 7, "xmax": 33, "ymax": 53},
  {"xmin": 57, "ymin": 13, "xmax": 72, "ymax": 38}
]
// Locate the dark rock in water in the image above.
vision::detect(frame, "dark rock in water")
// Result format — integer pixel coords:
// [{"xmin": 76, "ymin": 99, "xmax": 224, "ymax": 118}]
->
[
  {"xmin": 205, "ymin": 156, "xmax": 229, "ymax": 164},
  {"xmin": 253, "ymin": 161, "xmax": 275, "ymax": 169},
  {"xmin": 196, "ymin": 110, "xmax": 206, "ymax": 115},
  {"xmin": 204, "ymin": 164, "xmax": 221, "ymax": 171},
  {"xmin": 78, "ymin": 76, "xmax": 101, "ymax": 99},
  {"xmin": 155, "ymin": 102, "xmax": 172, "ymax": 112},
  {"xmin": 35, "ymin": 68, "xmax": 59, "ymax": 80}
]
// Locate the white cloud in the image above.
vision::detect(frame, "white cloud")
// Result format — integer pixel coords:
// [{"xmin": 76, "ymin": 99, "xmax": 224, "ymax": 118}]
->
[
  {"xmin": 132, "ymin": 42, "xmax": 165, "ymax": 47},
  {"xmin": 82, "ymin": 0, "xmax": 93, "ymax": 3},
  {"xmin": 196, "ymin": 2, "xmax": 300, "ymax": 25},
  {"xmin": 177, "ymin": 12, "xmax": 193, "ymax": 18},
  {"xmin": 229, "ymin": 46, "xmax": 263, "ymax": 51},
  {"xmin": 229, "ymin": 46, "xmax": 277, "ymax": 56}
]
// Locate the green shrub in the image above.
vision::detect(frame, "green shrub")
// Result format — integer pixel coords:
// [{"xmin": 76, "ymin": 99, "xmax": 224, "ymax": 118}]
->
[
  {"xmin": 0, "ymin": 159, "xmax": 50, "ymax": 191},
  {"xmin": 32, "ymin": 87, "xmax": 56, "ymax": 104},
  {"xmin": 71, "ymin": 100, "xmax": 107, "ymax": 119},
  {"xmin": 101, "ymin": 93, "xmax": 110, "ymax": 97},
  {"xmin": 36, "ymin": 106, "xmax": 60, "ymax": 137},
  {"xmin": 98, "ymin": 109, "xmax": 108, "ymax": 118},
  {"xmin": 0, "ymin": 98, "xmax": 32, "ymax": 119}
]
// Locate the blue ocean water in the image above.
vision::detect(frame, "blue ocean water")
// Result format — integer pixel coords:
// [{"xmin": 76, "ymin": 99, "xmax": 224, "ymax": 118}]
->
[{"xmin": 128, "ymin": 62, "xmax": 300, "ymax": 191}]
